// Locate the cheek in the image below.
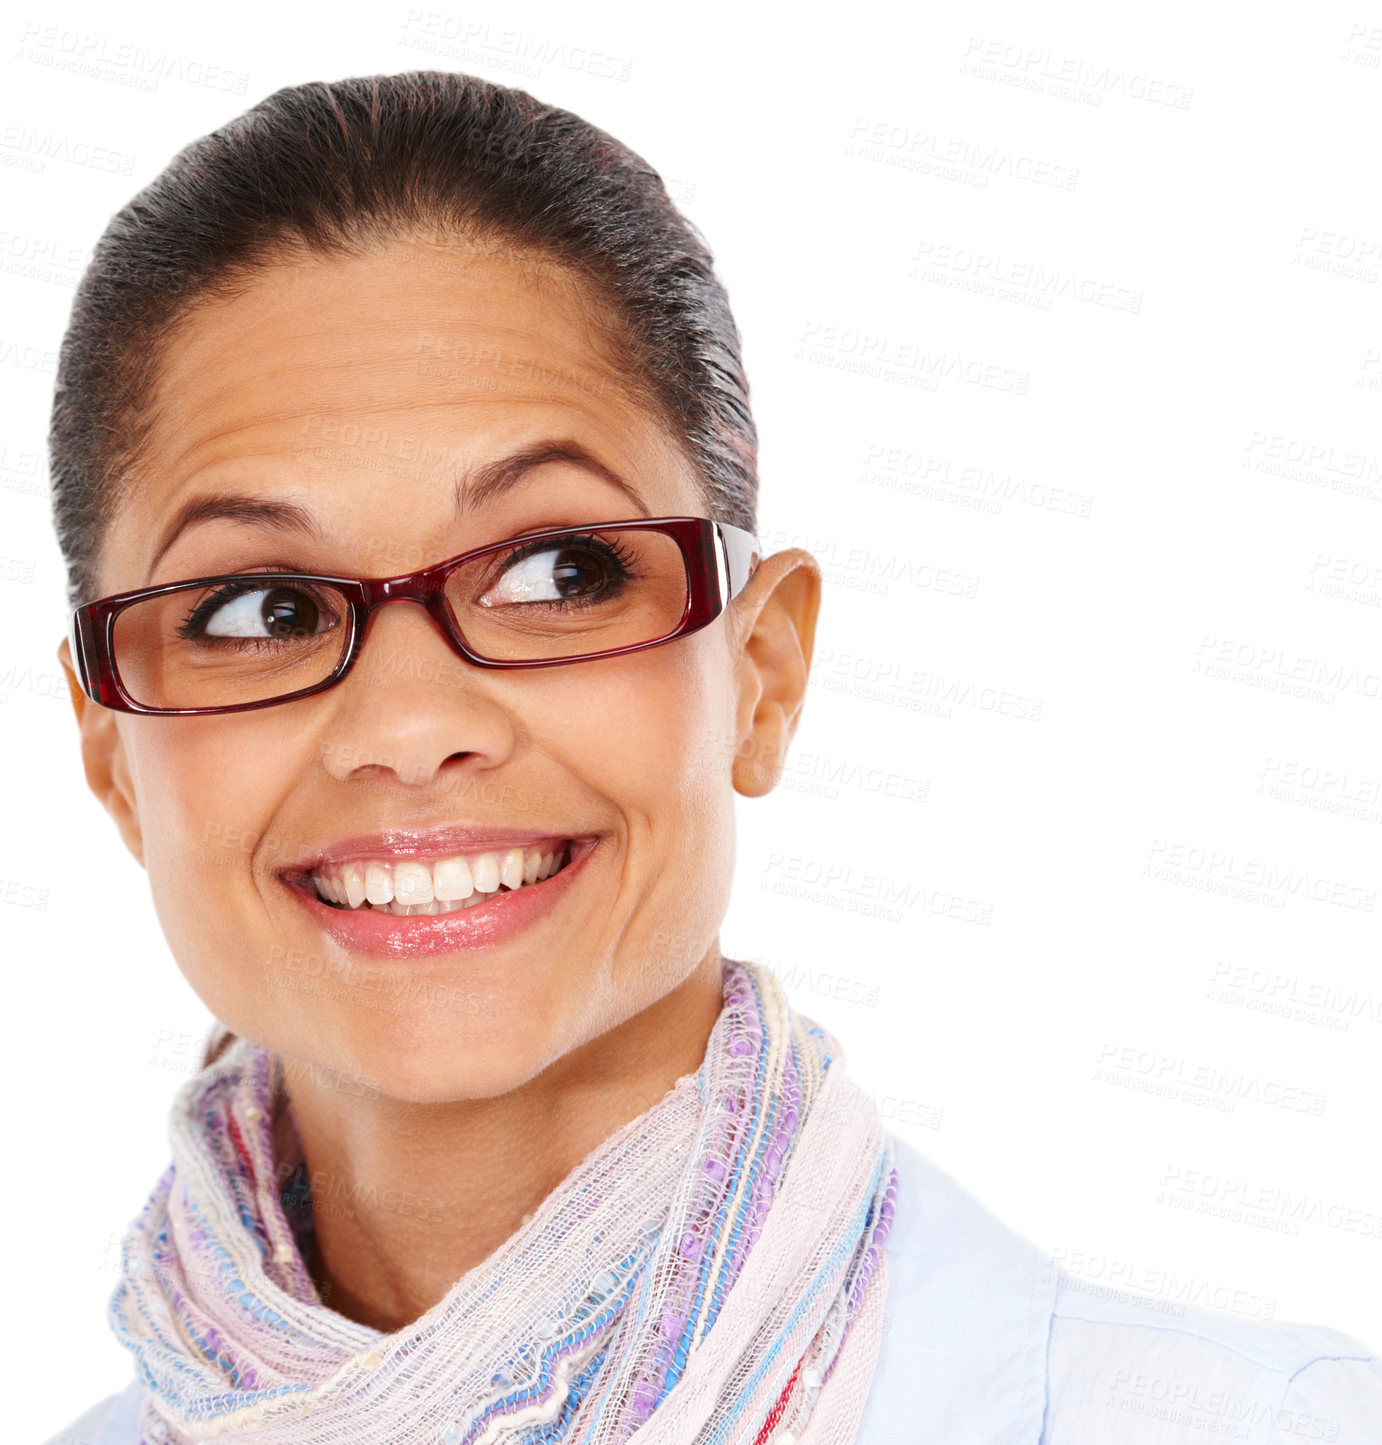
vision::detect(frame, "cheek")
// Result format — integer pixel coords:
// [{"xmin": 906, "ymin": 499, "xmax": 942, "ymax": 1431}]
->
[
  {"xmin": 124, "ymin": 715, "xmax": 310, "ymax": 902},
  {"xmin": 546, "ymin": 636, "xmax": 738, "ymax": 850}
]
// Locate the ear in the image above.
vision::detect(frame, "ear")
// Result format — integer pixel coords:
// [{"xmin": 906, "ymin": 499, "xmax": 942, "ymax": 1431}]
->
[
  {"xmin": 728, "ymin": 547, "xmax": 822, "ymax": 798},
  {"xmin": 57, "ymin": 637, "xmax": 145, "ymax": 867}
]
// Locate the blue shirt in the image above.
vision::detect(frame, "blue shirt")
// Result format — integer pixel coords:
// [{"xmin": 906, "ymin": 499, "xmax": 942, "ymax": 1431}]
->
[{"xmin": 46, "ymin": 1137, "xmax": 1382, "ymax": 1443}]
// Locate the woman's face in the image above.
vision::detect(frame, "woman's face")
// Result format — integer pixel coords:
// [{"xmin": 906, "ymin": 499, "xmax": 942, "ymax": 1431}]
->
[{"xmin": 62, "ymin": 236, "xmax": 816, "ymax": 1103}]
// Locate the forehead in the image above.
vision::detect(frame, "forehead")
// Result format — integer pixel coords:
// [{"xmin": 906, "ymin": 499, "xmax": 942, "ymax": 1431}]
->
[{"xmin": 102, "ymin": 237, "xmax": 700, "ymax": 587}]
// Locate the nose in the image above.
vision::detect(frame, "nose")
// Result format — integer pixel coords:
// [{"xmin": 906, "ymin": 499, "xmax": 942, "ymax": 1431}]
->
[{"xmin": 317, "ymin": 599, "xmax": 518, "ymax": 788}]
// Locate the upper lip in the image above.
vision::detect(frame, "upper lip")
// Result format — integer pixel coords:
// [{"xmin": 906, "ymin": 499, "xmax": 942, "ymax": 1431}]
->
[{"xmin": 281, "ymin": 825, "xmax": 591, "ymax": 874}]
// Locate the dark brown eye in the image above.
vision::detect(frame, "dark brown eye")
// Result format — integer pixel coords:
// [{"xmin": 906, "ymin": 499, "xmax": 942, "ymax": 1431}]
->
[
  {"xmin": 483, "ymin": 546, "xmax": 617, "ymax": 606},
  {"xmin": 187, "ymin": 584, "xmax": 335, "ymax": 640}
]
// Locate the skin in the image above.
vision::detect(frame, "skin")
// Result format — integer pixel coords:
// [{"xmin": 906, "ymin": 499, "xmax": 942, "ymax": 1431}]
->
[{"xmin": 57, "ymin": 234, "xmax": 821, "ymax": 1332}]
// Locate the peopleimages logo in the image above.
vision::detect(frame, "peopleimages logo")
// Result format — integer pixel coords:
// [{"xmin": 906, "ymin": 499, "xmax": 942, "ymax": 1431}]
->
[
  {"xmin": 0, "ymin": 124, "xmax": 135, "ymax": 175},
  {"xmin": 1206, "ymin": 961, "xmax": 1382, "ymax": 1032},
  {"xmin": 796, "ymin": 321, "xmax": 1030, "ymax": 394},
  {"xmin": 813, "ymin": 647, "xmax": 1044, "ymax": 722},
  {"xmin": 760, "ymin": 852, "xmax": 994, "ymax": 926},
  {"xmin": 859, "ymin": 443, "xmax": 1095, "ymax": 519},
  {"xmin": 1093, "ymin": 1043, "xmax": 1327, "ymax": 1116},
  {"xmin": 1144, "ymin": 839, "xmax": 1375, "ymax": 913},
  {"xmin": 1050, "ymin": 1247, "xmax": 1277, "ymax": 1320},
  {"xmin": 397, "ymin": 12, "xmax": 634, "ymax": 81},
  {"xmin": 910, "ymin": 240, "xmax": 1144, "ymax": 313},
  {"xmin": 959, "ymin": 36, "xmax": 1194, "ymax": 109},
  {"xmin": 1158, "ymin": 1165, "xmax": 1382, "ymax": 1238},
  {"xmin": 845, "ymin": 118, "xmax": 1080, "ymax": 191},
  {"xmin": 16, "ymin": 23, "xmax": 250, "ymax": 93},
  {"xmin": 1105, "ymin": 1370, "xmax": 1339, "ymax": 1442}
]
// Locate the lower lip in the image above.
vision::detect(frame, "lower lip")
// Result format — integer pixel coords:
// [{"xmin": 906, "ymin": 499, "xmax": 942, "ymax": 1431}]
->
[{"xmin": 285, "ymin": 840, "xmax": 596, "ymax": 959}]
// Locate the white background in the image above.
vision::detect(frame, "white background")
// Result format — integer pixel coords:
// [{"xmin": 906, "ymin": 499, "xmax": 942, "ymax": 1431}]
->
[{"xmin": 3, "ymin": 3, "xmax": 1380, "ymax": 1439}]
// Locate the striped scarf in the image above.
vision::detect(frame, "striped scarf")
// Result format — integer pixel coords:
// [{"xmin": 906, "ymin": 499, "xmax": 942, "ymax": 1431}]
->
[{"xmin": 111, "ymin": 959, "xmax": 898, "ymax": 1444}]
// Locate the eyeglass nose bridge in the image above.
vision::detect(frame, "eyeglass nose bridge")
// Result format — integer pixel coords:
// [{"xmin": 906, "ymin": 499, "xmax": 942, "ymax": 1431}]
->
[
  {"xmin": 362, "ymin": 561, "xmax": 455, "ymax": 605},
  {"xmin": 341, "ymin": 566, "xmax": 484, "ymax": 676}
]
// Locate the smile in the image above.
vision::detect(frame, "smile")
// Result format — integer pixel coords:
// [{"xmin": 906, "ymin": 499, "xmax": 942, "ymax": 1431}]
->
[{"xmin": 310, "ymin": 843, "xmax": 574, "ymax": 916}]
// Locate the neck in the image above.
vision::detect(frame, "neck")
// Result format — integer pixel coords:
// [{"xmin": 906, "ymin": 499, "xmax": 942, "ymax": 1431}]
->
[{"xmin": 279, "ymin": 950, "xmax": 726, "ymax": 1332}]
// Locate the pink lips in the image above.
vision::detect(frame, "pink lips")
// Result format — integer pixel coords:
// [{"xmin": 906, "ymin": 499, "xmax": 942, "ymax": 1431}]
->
[{"xmin": 286, "ymin": 835, "xmax": 596, "ymax": 959}]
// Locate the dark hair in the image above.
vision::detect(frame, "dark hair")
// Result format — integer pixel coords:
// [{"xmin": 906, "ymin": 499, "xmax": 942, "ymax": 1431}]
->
[{"xmin": 49, "ymin": 70, "xmax": 758, "ymax": 608}]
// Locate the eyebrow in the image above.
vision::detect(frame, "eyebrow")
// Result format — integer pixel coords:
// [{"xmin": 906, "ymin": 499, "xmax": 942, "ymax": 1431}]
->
[
  {"xmin": 146, "ymin": 440, "xmax": 651, "ymax": 575},
  {"xmin": 455, "ymin": 441, "xmax": 651, "ymax": 520},
  {"xmin": 147, "ymin": 494, "xmax": 321, "ymax": 576}
]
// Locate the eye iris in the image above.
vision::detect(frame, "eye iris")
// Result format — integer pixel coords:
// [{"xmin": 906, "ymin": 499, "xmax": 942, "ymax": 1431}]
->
[
  {"xmin": 550, "ymin": 548, "xmax": 605, "ymax": 598},
  {"xmin": 261, "ymin": 588, "xmax": 318, "ymax": 636}
]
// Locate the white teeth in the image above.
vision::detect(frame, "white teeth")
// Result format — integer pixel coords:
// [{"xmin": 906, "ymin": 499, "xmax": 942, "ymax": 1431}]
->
[
  {"xmin": 343, "ymin": 862, "xmax": 367, "ymax": 909},
  {"xmin": 471, "ymin": 851, "xmax": 501, "ymax": 893},
  {"xmin": 393, "ymin": 860, "xmax": 434, "ymax": 906},
  {"xmin": 365, "ymin": 861, "xmax": 394, "ymax": 906},
  {"xmin": 434, "ymin": 855, "xmax": 474, "ymax": 902},
  {"xmin": 311, "ymin": 843, "xmax": 571, "ymax": 913}
]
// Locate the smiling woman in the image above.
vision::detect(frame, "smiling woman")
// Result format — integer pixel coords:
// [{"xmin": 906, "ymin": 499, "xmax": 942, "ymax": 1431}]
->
[{"xmin": 44, "ymin": 71, "xmax": 1382, "ymax": 1445}]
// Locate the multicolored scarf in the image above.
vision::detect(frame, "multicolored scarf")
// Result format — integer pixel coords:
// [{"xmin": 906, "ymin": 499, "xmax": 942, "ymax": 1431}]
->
[{"xmin": 111, "ymin": 959, "xmax": 898, "ymax": 1444}]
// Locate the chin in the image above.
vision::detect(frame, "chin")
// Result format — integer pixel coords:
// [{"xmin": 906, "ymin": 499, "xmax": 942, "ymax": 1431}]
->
[
  {"xmin": 357, "ymin": 1055, "xmax": 550, "ymax": 1106},
  {"xmin": 272, "ymin": 999, "xmax": 569, "ymax": 1105}
]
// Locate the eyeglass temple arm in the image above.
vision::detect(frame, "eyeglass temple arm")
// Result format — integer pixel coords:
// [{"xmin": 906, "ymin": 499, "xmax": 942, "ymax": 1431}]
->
[
  {"xmin": 717, "ymin": 521, "xmax": 761, "ymax": 603},
  {"xmin": 68, "ymin": 608, "xmax": 93, "ymax": 700}
]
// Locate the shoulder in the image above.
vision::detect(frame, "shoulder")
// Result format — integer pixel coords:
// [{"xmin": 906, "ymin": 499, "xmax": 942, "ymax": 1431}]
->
[
  {"xmin": 858, "ymin": 1136, "xmax": 1058, "ymax": 1443},
  {"xmin": 41, "ymin": 1380, "xmax": 144, "ymax": 1445},
  {"xmin": 1045, "ymin": 1274, "xmax": 1382, "ymax": 1442},
  {"xmin": 859, "ymin": 1136, "xmax": 1382, "ymax": 1444}
]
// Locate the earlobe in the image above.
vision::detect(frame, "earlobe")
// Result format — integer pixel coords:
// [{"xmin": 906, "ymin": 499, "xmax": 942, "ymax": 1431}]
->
[
  {"xmin": 732, "ymin": 706, "xmax": 790, "ymax": 798},
  {"xmin": 729, "ymin": 550, "xmax": 822, "ymax": 799},
  {"xmin": 57, "ymin": 637, "xmax": 146, "ymax": 867}
]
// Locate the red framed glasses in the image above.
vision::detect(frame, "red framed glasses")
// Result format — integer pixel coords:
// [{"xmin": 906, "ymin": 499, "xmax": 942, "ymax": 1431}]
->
[{"xmin": 69, "ymin": 516, "xmax": 761, "ymax": 716}]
